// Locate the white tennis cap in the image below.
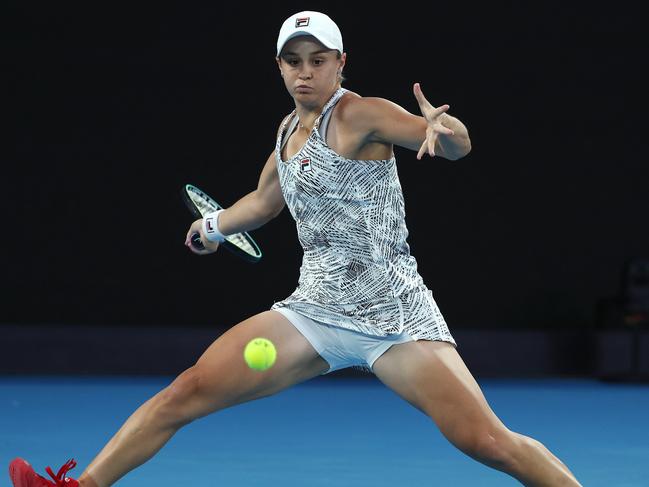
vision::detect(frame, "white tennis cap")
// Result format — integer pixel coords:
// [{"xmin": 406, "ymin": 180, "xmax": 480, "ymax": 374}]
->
[{"xmin": 276, "ymin": 11, "xmax": 343, "ymax": 56}]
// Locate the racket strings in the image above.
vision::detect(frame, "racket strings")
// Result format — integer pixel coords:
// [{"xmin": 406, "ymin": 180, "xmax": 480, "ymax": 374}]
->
[
  {"xmin": 187, "ymin": 189, "xmax": 260, "ymax": 258},
  {"xmin": 226, "ymin": 233, "xmax": 256, "ymax": 254}
]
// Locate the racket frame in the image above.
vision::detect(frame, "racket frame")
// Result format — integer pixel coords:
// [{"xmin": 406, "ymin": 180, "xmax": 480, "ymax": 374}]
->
[{"xmin": 181, "ymin": 184, "xmax": 263, "ymax": 263}]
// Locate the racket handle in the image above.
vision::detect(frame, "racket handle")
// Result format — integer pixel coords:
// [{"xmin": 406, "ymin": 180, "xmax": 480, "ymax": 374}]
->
[{"xmin": 190, "ymin": 233, "xmax": 205, "ymax": 250}]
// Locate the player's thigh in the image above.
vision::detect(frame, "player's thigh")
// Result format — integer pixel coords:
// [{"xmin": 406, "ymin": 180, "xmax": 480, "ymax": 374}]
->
[
  {"xmin": 171, "ymin": 310, "xmax": 328, "ymax": 416},
  {"xmin": 372, "ymin": 340, "xmax": 507, "ymax": 450}
]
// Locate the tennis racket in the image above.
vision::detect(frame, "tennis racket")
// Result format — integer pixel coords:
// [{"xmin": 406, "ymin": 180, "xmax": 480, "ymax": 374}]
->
[{"xmin": 182, "ymin": 183, "xmax": 263, "ymax": 263}]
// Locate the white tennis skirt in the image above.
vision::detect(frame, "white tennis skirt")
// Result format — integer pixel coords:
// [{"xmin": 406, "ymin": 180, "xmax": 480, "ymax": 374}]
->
[{"xmin": 272, "ymin": 307, "xmax": 416, "ymax": 374}]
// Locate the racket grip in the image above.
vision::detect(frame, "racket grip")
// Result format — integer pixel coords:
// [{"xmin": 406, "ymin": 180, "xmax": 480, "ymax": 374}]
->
[{"xmin": 190, "ymin": 233, "xmax": 205, "ymax": 250}]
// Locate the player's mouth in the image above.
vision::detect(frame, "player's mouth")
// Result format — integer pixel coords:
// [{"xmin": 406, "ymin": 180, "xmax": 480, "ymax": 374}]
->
[{"xmin": 295, "ymin": 85, "xmax": 312, "ymax": 93}]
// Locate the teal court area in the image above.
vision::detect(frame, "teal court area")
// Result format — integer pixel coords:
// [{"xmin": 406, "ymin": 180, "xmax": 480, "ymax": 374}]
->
[{"xmin": 2, "ymin": 376, "xmax": 648, "ymax": 486}]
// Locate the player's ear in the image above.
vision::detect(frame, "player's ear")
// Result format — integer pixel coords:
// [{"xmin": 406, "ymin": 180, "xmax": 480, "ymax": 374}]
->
[
  {"xmin": 276, "ymin": 56, "xmax": 283, "ymax": 76},
  {"xmin": 339, "ymin": 52, "xmax": 346, "ymax": 71}
]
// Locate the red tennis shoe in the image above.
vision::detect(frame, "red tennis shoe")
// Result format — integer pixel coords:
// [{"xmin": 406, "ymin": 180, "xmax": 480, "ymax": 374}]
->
[{"xmin": 9, "ymin": 458, "xmax": 79, "ymax": 487}]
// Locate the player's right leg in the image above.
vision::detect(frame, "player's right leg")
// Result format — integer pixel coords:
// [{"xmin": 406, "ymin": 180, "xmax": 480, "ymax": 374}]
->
[{"xmin": 9, "ymin": 310, "xmax": 328, "ymax": 487}]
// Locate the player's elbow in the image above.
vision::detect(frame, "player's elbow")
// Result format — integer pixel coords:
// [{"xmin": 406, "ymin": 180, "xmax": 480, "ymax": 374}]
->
[
  {"xmin": 461, "ymin": 138, "xmax": 472, "ymax": 158},
  {"xmin": 268, "ymin": 201, "xmax": 285, "ymax": 219},
  {"xmin": 445, "ymin": 138, "xmax": 472, "ymax": 161},
  {"xmin": 455, "ymin": 145, "xmax": 472, "ymax": 161},
  {"xmin": 263, "ymin": 194, "xmax": 286, "ymax": 220},
  {"xmin": 253, "ymin": 190, "xmax": 284, "ymax": 222}
]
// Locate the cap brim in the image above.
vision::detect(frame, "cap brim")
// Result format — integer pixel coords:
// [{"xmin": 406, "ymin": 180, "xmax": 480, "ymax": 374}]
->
[{"xmin": 277, "ymin": 31, "xmax": 340, "ymax": 56}]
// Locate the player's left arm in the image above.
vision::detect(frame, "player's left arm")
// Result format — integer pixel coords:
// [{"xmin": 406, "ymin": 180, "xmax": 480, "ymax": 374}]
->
[{"xmin": 364, "ymin": 83, "xmax": 471, "ymax": 161}]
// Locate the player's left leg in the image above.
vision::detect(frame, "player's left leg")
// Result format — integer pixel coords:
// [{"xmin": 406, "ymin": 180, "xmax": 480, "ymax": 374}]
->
[
  {"xmin": 372, "ymin": 341, "xmax": 582, "ymax": 487},
  {"xmin": 9, "ymin": 310, "xmax": 327, "ymax": 487}
]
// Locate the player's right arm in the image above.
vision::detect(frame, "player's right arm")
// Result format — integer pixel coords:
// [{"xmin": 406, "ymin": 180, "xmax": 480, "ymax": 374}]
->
[
  {"xmin": 185, "ymin": 151, "xmax": 285, "ymax": 255},
  {"xmin": 218, "ymin": 151, "xmax": 285, "ymax": 234}
]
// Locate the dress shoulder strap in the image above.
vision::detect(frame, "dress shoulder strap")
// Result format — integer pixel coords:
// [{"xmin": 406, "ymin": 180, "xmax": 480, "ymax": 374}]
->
[
  {"xmin": 314, "ymin": 88, "xmax": 348, "ymax": 137},
  {"xmin": 279, "ymin": 111, "xmax": 299, "ymax": 152}
]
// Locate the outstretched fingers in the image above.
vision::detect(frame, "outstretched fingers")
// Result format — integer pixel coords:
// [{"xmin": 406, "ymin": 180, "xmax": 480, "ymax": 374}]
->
[
  {"xmin": 431, "ymin": 104, "xmax": 451, "ymax": 120},
  {"xmin": 413, "ymin": 83, "xmax": 456, "ymax": 159},
  {"xmin": 413, "ymin": 82, "xmax": 429, "ymax": 111},
  {"xmin": 413, "ymin": 83, "xmax": 449, "ymax": 117},
  {"xmin": 417, "ymin": 138, "xmax": 434, "ymax": 160}
]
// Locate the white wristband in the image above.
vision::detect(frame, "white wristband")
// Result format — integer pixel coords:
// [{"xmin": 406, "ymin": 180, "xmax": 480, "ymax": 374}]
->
[{"xmin": 202, "ymin": 209, "xmax": 226, "ymax": 243}]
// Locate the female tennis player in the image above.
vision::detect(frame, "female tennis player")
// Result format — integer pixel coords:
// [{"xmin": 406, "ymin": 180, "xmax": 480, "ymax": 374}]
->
[{"xmin": 9, "ymin": 10, "xmax": 582, "ymax": 487}]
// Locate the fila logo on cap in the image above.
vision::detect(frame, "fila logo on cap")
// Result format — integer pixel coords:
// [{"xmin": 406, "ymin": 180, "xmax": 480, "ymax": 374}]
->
[{"xmin": 295, "ymin": 17, "xmax": 310, "ymax": 27}]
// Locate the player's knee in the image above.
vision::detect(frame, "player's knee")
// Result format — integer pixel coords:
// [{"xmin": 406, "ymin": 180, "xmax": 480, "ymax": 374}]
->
[
  {"xmin": 457, "ymin": 428, "xmax": 519, "ymax": 472},
  {"xmin": 154, "ymin": 366, "xmax": 208, "ymax": 427}
]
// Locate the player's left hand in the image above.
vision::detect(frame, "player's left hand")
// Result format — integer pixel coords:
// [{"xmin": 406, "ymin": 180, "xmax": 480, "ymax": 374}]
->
[{"xmin": 413, "ymin": 82, "xmax": 455, "ymax": 159}]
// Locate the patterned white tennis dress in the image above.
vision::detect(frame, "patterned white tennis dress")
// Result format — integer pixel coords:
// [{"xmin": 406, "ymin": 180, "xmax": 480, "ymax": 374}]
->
[{"xmin": 271, "ymin": 88, "xmax": 456, "ymax": 346}]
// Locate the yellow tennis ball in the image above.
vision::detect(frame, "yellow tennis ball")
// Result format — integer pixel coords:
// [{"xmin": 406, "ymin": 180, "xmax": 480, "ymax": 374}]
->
[{"xmin": 244, "ymin": 337, "xmax": 277, "ymax": 371}]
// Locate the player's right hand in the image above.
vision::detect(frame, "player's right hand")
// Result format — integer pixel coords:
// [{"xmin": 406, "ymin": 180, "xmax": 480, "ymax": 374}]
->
[{"xmin": 185, "ymin": 218, "xmax": 220, "ymax": 255}]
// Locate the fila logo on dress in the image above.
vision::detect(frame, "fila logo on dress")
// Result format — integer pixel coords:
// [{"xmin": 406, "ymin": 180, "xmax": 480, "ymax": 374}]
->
[{"xmin": 300, "ymin": 158, "xmax": 312, "ymax": 172}]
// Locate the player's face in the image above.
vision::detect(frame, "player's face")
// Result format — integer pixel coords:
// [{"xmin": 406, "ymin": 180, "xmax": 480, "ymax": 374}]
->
[{"xmin": 277, "ymin": 36, "xmax": 345, "ymax": 105}]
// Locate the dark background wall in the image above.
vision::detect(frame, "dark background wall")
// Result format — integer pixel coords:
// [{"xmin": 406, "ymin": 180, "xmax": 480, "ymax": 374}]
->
[{"xmin": 3, "ymin": 3, "xmax": 646, "ymax": 340}]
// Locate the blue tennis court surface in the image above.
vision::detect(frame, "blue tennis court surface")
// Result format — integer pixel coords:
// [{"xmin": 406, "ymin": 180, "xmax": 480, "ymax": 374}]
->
[{"xmin": 2, "ymin": 376, "xmax": 648, "ymax": 486}]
